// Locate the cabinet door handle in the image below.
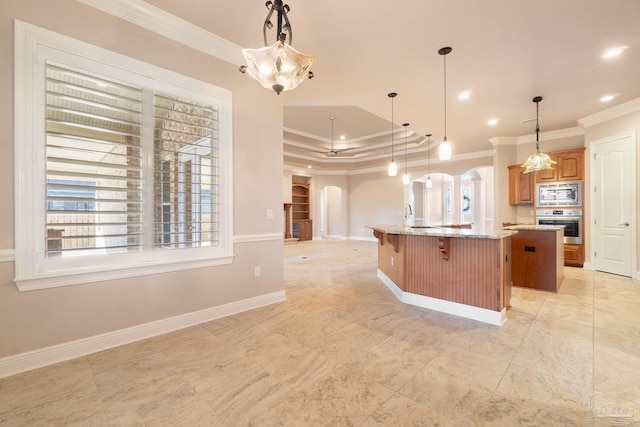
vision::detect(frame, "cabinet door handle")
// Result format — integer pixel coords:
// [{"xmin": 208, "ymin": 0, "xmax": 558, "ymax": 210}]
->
[{"xmin": 618, "ymin": 221, "xmax": 630, "ymax": 227}]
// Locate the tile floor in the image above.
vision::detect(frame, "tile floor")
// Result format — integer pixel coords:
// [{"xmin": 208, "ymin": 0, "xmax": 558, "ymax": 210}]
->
[{"xmin": 1, "ymin": 239, "xmax": 639, "ymax": 426}]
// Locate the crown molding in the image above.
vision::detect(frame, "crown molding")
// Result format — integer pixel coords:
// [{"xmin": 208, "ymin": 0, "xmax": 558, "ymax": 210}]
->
[
  {"xmin": 578, "ymin": 97, "xmax": 640, "ymax": 128},
  {"xmin": 77, "ymin": 0, "xmax": 243, "ymax": 65},
  {"xmin": 488, "ymin": 127, "xmax": 583, "ymax": 146},
  {"xmin": 488, "ymin": 137, "xmax": 518, "ymax": 146},
  {"xmin": 517, "ymin": 126, "xmax": 584, "ymax": 144},
  {"xmin": 284, "ymin": 149, "xmax": 494, "ymax": 176}
]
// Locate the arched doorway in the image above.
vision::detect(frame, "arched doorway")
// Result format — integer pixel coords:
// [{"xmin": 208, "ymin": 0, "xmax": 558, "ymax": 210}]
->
[{"xmin": 412, "ymin": 166, "xmax": 494, "ymax": 228}]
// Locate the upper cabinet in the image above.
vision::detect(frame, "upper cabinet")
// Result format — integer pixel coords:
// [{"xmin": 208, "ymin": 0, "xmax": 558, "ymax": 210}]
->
[
  {"xmin": 508, "ymin": 147, "xmax": 585, "ymax": 205},
  {"xmin": 508, "ymin": 165, "xmax": 534, "ymax": 205},
  {"xmin": 535, "ymin": 148, "xmax": 585, "ymax": 182}
]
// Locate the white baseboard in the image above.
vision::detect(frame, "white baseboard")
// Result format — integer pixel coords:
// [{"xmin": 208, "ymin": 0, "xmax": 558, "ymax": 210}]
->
[
  {"xmin": 377, "ymin": 269, "xmax": 506, "ymax": 326},
  {"xmin": 581, "ymin": 261, "xmax": 640, "ymax": 280},
  {"xmin": 0, "ymin": 290, "xmax": 285, "ymax": 379}
]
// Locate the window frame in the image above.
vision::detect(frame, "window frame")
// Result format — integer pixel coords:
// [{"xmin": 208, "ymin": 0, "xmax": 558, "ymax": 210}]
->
[{"xmin": 14, "ymin": 21, "xmax": 234, "ymax": 291}]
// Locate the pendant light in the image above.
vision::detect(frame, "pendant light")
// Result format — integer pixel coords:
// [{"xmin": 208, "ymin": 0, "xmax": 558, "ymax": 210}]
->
[
  {"xmin": 402, "ymin": 123, "xmax": 410, "ymax": 185},
  {"xmin": 521, "ymin": 96, "xmax": 557, "ymax": 173},
  {"xmin": 425, "ymin": 133, "xmax": 433, "ymax": 188},
  {"xmin": 239, "ymin": 0, "xmax": 315, "ymax": 95},
  {"xmin": 438, "ymin": 47, "xmax": 452, "ymax": 160},
  {"xmin": 388, "ymin": 92, "xmax": 398, "ymax": 176}
]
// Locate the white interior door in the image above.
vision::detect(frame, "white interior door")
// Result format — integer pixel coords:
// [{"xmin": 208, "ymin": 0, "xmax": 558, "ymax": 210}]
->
[{"xmin": 592, "ymin": 133, "xmax": 635, "ymax": 277}]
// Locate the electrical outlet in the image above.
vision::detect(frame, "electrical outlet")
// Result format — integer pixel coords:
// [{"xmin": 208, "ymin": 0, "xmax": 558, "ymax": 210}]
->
[
  {"xmin": 254, "ymin": 266, "xmax": 261, "ymax": 277},
  {"xmin": 266, "ymin": 209, "xmax": 273, "ymax": 219}
]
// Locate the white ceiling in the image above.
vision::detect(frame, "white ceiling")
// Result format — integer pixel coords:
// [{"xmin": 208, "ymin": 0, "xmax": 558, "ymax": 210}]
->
[{"xmin": 145, "ymin": 0, "xmax": 640, "ymax": 171}]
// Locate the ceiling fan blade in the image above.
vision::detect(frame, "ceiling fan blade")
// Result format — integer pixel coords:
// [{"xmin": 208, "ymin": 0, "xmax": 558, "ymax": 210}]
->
[{"xmin": 325, "ymin": 146, "xmax": 355, "ymax": 156}]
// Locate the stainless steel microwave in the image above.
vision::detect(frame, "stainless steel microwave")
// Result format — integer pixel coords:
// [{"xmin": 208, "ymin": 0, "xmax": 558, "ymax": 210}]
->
[{"xmin": 536, "ymin": 181, "xmax": 582, "ymax": 207}]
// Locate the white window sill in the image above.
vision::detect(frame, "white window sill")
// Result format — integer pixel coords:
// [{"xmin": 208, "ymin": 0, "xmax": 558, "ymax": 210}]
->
[{"xmin": 14, "ymin": 255, "xmax": 235, "ymax": 292}]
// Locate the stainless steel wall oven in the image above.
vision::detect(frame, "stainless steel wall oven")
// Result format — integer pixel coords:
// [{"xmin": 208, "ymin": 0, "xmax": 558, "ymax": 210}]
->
[{"xmin": 536, "ymin": 209, "xmax": 582, "ymax": 244}]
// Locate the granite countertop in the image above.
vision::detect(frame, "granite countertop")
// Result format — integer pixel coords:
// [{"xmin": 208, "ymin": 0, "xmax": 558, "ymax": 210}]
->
[
  {"xmin": 504, "ymin": 224, "xmax": 565, "ymax": 231},
  {"xmin": 366, "ymin": 224, "xmax": 518, "ymax": 240}
]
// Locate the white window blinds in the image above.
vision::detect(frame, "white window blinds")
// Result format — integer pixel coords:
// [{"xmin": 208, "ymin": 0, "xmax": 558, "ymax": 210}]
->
[
  {"xmin": 45, "ymin": 62, "xmax": 143, "ymax": 257},
  {"xmin": 153, "ymin": 93, "xmax": 219, "ymax": 249},
  {"xmin": 44, "ymin": 62, "xmax": 221, "ymax": 258}
]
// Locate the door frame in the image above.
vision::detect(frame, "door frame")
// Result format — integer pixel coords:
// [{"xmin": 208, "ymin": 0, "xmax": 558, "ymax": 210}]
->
[{"xmin": 589, "ymin": 131, "xmax": 637, "ymax": 277}]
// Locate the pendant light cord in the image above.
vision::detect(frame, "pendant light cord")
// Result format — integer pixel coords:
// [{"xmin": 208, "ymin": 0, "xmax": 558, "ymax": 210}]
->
[
  {"xmin": 427, "ymin": 135, "xmax": 431, "ymax": 175},
  {"xmin": 535, "ymin": 100, "xmax": 540, "ymax": 151},
  {"xmin": 330, "ymin": 116, "xmax": 334, "ymax": 151},
  {"xmin": 403, "ymin": 123, "xmax": 409, "ymax": 174},
  {"xmin": 391, "ymin": 96, "xmax": 394, "ymax": 161},
  {"xmin": 443, "ymin": 54, "xmax": 447, "ymax": 139}
]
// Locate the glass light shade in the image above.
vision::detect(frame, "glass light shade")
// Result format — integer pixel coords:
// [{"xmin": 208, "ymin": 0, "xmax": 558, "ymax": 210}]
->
[
  {"xmin": 439, "ymin": 138, "xmax": 452, "ymax": 160},
  {"xmin": 426, "ymin": 177, "xmax": 433, "ymax": 188},
  {"xmin": 388, "ymin": 161, "xmax": 397, "ymax": 176},
  {"xmin": 521, "ymin": 151, "xmax": 556, "ymax": 174},
  {"xmin": 242, "ymin": 41, "xmax": 315, "ymax": 94},
  {"xmin": 402, "ymin": 173, "xmax": 410, "ymax": 185}
]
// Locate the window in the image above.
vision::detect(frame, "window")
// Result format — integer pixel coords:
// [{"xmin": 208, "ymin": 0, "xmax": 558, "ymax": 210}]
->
[{"xmin": 15, "ymin": 22, "xmax": 233, "ymax": 291}]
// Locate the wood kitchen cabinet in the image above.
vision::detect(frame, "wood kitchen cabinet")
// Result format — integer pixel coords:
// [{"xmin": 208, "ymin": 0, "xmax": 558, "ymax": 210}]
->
[
  {"xmin": 534, "ymin": 148, "xmax": 585, "ymax": 182},
  {"xmin": 509, "ymin": 227, "xmax": 564, "ymax": 292},
  {"xmin": 296, "ymin": 219, "xmax": 313, "ymax": 241},
  {"xmin": 508, "ymin": 165, "xmax": 534, "ymax": 205},
  {"xmin": 564, "ymin": 243, "xmax": 584, "ymax": 267}
]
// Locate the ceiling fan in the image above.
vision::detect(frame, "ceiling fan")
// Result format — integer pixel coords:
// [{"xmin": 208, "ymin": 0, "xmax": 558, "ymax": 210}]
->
[{"xmin": 325, "ymin": 116, "xmax": 354, "ymax": 157}]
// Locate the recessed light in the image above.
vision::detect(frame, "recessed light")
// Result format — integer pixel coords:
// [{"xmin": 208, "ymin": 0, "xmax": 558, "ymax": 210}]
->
[
  {"xmin": 600, "ymin": 94, "xmax": 615, "ymax": 102},
  {"xmin": 340, "ymin": 135, "xmax": 346, "ymax": 140},
  {"xmin": 602, "ymin": 46, "xmax": 628, "ymax": 59},
  {"xmin": 307, "ymin": 165, "xmax": 312, "ymax": 169},
  {"xmin": 487, "ymin": 118, "xmax": 499, "ymax": 126},
  {"xmin": 458, "ymin": 90, "xmax": 471, "ymax": 100}
]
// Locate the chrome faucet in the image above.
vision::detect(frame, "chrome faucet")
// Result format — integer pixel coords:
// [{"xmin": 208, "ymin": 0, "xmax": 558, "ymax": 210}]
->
[{"xmin": 404, "ymin": 204, "xmax": 413, "ymax": 219}]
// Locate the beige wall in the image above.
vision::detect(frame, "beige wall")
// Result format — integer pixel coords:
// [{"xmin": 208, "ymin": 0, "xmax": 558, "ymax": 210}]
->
[
  {"xmin": 349, "ymin": 172, "xmax": 405, "ymax": 239},
  {"xmin": 0, "ymin": 0, "xmax": 284, "ymax": 358}
]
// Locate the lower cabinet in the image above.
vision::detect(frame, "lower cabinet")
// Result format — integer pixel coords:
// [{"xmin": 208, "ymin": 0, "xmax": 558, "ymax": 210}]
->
[
  {"xmin": 564, "ymin": 244, "xmax": 584, "ymax": 267},
  {"xmin": 293, "ymin": 219, "xmax": 313, "ymax": 241},
  {"xmin": 511, "ymin": 228, "xmax": 564, "ymax": 292}
]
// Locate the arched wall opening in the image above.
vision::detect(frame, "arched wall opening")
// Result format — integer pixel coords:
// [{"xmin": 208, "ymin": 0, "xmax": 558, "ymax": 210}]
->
[{"xmin": 411, "ymin": 166, "xmax": 494, "ymax": 229}]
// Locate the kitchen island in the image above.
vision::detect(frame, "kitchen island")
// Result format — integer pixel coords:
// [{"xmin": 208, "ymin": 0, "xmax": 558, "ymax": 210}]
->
[
  {"xmin": 367, "ymin": 225, "xmax": 517, "ymax": 326},
  {"xmin": 505, "ymin": 224, "xmax": 565, "ymax": 292}
]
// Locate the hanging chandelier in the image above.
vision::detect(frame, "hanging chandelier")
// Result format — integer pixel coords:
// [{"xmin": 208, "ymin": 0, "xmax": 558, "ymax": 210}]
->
[
  {"xmin": 402, "ymin": 123, "xmax": 410, "ymax": 185},
  {"xmin": 521, "ymin": 96, "xmax": 556, "ymax": 173},
  {"xmin": 388, "ymin": 92, "xmax": 398, "ymax": 176},
  {"xmin": 239, "ymin": 0, "xmax": 315, "ymax": 95},
  {"xmin": 438, "ymin": 47, "xmax": 452, "ymax": 160}
]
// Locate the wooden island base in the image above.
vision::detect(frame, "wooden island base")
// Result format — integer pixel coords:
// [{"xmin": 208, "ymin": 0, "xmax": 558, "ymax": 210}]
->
[{"xmin": 370, "ymin": 226, "xmax": 514, "ymax": 326}]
